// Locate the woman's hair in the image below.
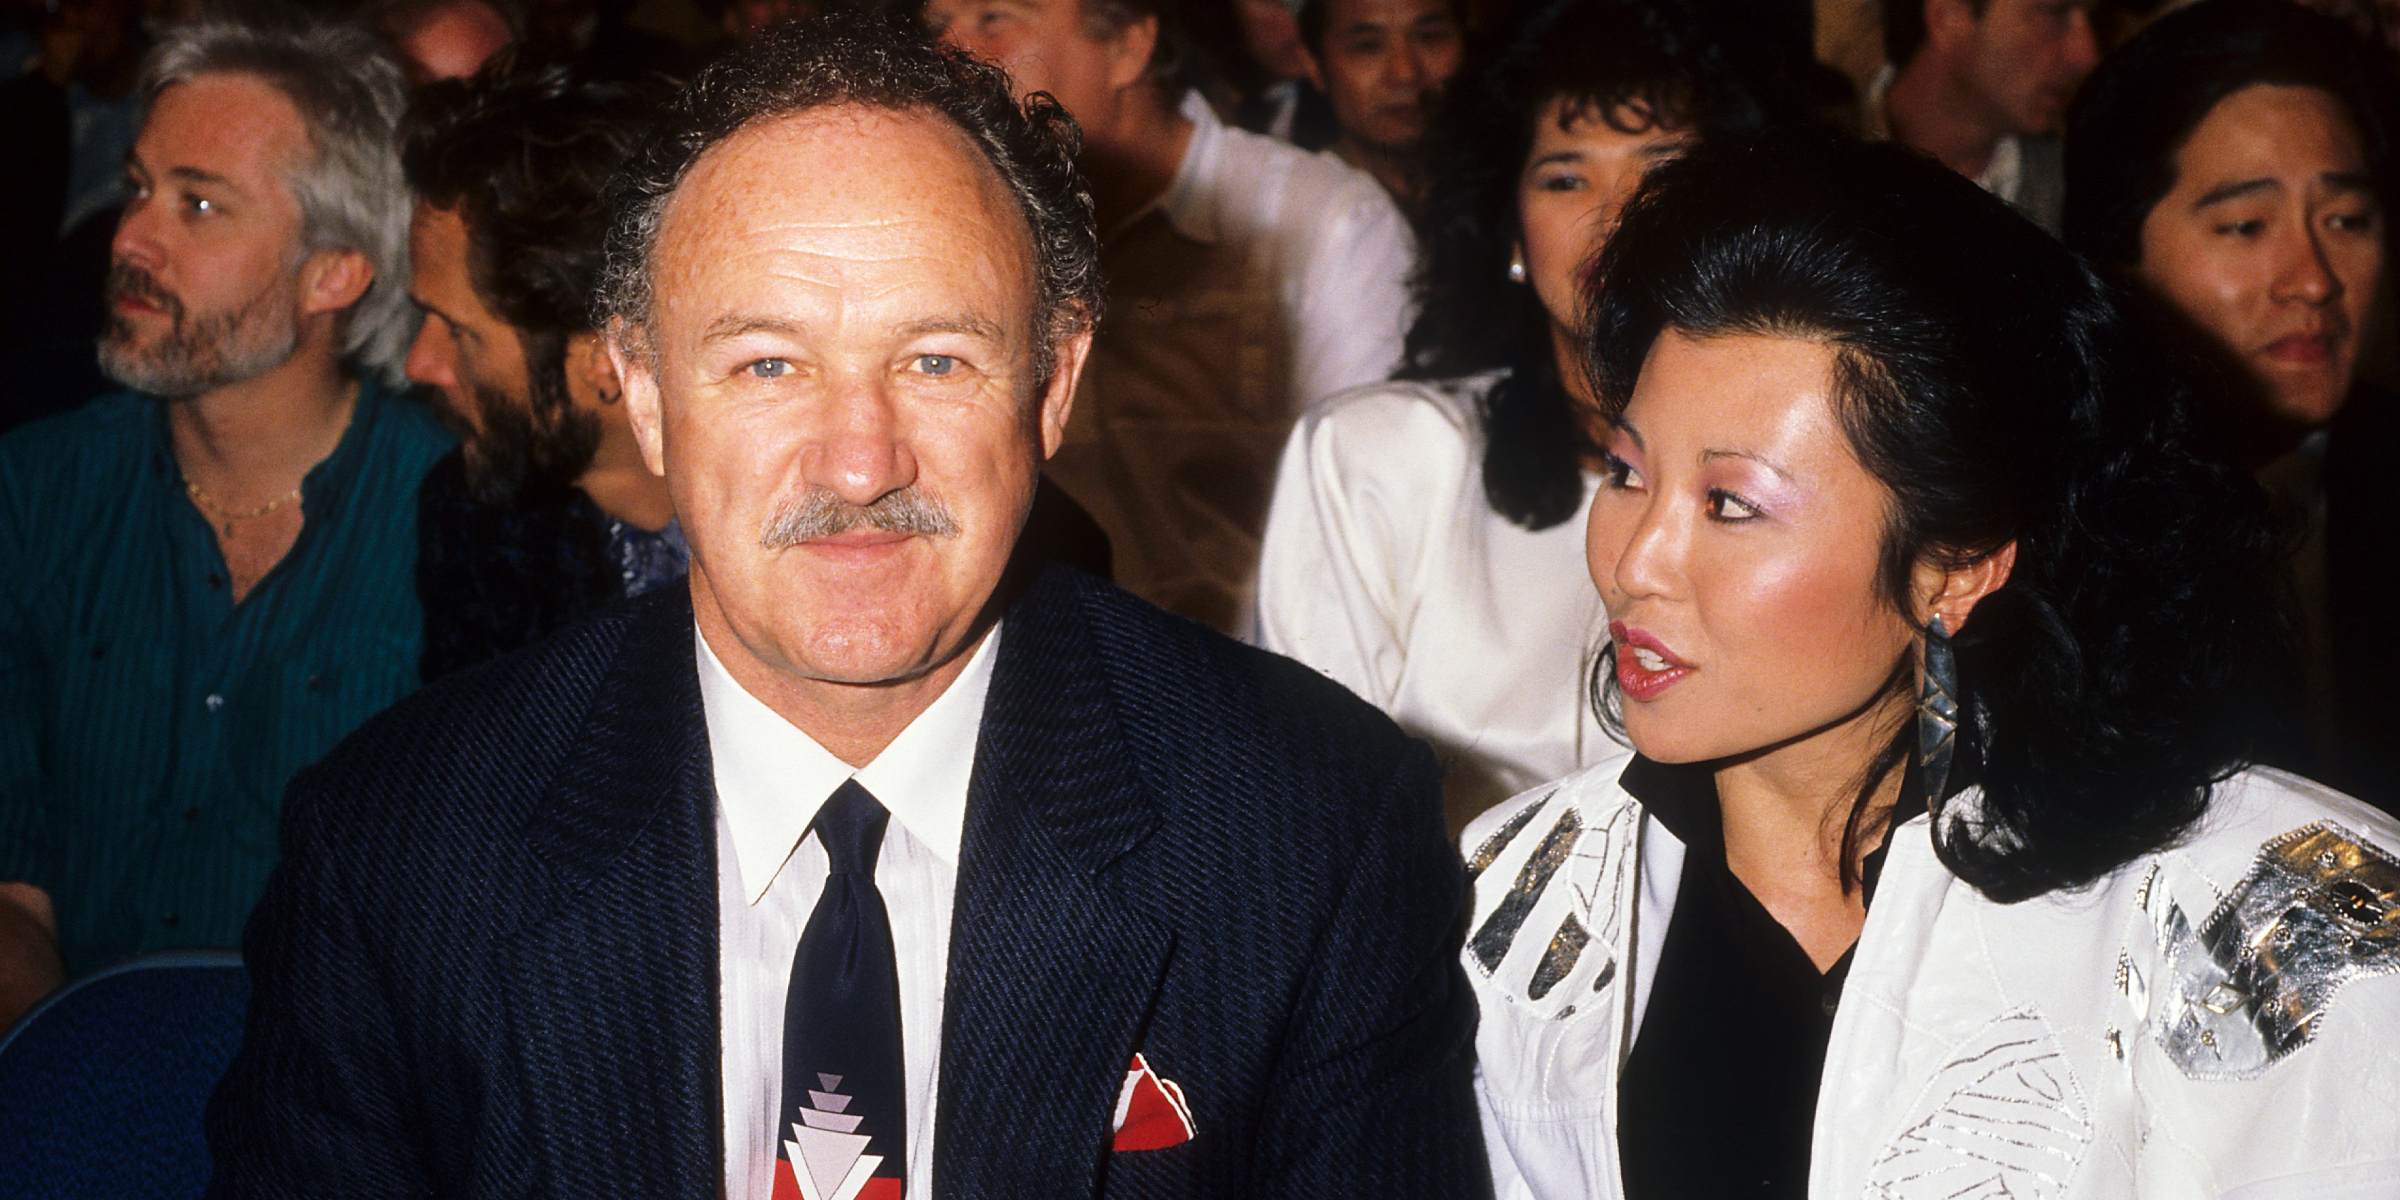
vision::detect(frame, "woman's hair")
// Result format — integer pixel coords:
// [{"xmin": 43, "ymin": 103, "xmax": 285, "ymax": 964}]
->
[
  {"xmin": 2063, "ymin": 0, "xmax": 2399, "ymax": 268},
  {"xmin": 1586, "ymin": 128, "xmax": 2288, "ymax": 903},
  {"xmin": 1402, "ymin": 0, "xmax": 1774, "ymax": 531}
]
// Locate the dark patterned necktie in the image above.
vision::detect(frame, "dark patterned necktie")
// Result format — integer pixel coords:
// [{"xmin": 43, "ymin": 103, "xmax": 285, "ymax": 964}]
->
[{"xmin": 772, "ymin": 781, "xmax": 907, "ymax": 1200}]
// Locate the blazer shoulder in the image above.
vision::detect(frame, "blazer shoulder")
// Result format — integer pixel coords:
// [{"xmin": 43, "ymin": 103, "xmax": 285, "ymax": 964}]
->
[
  {"xmin": 1064, "ymin": 567, "xmax": 1420, "ymax": 773},
  {"xmin": 286, "ymin": 593, "xmax": 665, "ymax": 850}
]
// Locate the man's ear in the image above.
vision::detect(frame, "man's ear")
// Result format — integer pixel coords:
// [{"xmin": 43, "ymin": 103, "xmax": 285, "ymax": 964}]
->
[
  {"xmin": 1038, "ymin": 327, "xmax": 1094, "ymax": 460},
  {"xmin": 1914, "ymin": 540, "xmax": 2017, "ymax": 633},
  {"xmin": 298, "ymin": 248, "xmax": 375, "ymax": 317},
  {"xmin": 1104, "ymin": 13, "xmax": 1161, "ymax": 92},
  {"xmin": 564, "ymin": 329, "xmax": 624, "ymax": 411},
  {"xmin": 605, "ymin": 319, "xmax": 668, "ymax": 477}
]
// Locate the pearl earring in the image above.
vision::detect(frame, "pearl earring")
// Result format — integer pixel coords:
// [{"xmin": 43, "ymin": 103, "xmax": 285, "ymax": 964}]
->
[{"xmin": 1508, "ymin": 251, "xmax": 1527, "ymax": 284}]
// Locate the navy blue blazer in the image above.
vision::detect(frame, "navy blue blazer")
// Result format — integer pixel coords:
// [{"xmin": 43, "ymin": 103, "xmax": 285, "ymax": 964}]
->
[{"xmin": 206, "ymin": 564, "xmax": 1489, "ymax": 1198}]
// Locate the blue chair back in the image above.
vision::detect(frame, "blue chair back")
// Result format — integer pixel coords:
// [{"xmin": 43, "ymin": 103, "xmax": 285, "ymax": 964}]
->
[{"xmin": 0, "ymin": 951, "xmax": 249, "ymax": 1199}]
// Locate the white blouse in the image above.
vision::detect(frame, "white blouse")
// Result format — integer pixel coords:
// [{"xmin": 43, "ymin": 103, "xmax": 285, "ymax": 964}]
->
[{"xmin": 1253, "ymin": 374, "xmax": 1624, "ymax": 831}]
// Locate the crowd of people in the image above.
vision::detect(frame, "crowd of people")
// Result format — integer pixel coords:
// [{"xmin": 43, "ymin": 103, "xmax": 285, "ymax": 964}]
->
[{"xmin": 0, "ymin": 0, "xmax": 2396, "ymax": 1194}]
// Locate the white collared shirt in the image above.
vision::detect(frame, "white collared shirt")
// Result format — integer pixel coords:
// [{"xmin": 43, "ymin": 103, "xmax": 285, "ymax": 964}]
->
[{"xmin": 702, "ymin": 623, "xmax": 1002, "ymax": 1200}]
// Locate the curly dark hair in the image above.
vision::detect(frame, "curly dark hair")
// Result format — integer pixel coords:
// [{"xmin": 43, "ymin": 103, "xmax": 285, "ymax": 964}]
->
[
  {"xmin": 2063, "ymin": 0, "xmax": 2400, "ymax": 269},
  {"xmin": 597, "ymin": 8, "xmax": 1101, "ymax": 389},
  {"xmin": 1402, "ymin": 0, "xmax": 1772, "ymax": 531},
  {"xmin": 403, "ymin": 57, "xmax": 668, "ymax": 491},
  {"xmin": 1586, "ymin": 127, "xmax": 2289, "ymax": 903},
  {"xmin": 405, "ymin": 57, "xmax": 667, "ymax": 339}
]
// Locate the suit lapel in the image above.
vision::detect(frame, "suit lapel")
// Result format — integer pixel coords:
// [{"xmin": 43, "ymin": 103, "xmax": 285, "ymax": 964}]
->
[
  {"xmin": 935, "ymin": 569, "xmax": 1173, "ymax": 1198},
  {"xmin": 502, "ymin": 592, "xmax": 723, "ymax": 1198}
]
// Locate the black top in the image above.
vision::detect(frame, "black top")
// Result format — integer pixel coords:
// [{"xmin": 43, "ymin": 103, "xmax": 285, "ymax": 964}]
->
[
  {"xmin": 1615, "ymin": 755, "xmax": 1918, "ymax": 1200},
  {"xmin": 414, "ymin": 450, "xmax": 632, "ymax": 683}
]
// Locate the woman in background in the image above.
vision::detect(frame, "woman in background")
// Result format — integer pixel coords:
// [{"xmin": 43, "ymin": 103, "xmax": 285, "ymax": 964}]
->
[
  {"xmin": 2064, "ymin": 0, "xmax": 2400, "ymax": 810},
  {"xmin": 1253, "ymin": 0, "xmax": 1773, "ymax": 833},
  {"xmin": 1468, "ymin": 128, "xmax": 2400, "ymax": 1199}
]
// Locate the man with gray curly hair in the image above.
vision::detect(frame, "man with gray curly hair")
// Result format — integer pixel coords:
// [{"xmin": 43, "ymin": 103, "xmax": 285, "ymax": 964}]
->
[
  {"xmin": 209, "ymin": 11, "xmax": 1483, "ymax": 1198},
  {"xmin": 0, "ymin": 16, "xmax": 451, "ymax": 1019}
]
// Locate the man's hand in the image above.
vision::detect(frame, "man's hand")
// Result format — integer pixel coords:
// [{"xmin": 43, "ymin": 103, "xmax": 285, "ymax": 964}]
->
[{"xmin": 0, "ymin": 882, "xmax": 63, "ymax": 1031}]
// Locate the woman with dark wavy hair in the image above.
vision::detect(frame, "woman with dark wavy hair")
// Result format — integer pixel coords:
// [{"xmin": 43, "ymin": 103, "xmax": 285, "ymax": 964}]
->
[
  {"xmin": 1254, "ymin": 0, "xmax": 1771, "ymax": 831},
  {"xmin": 1466, "ymin": 127, "xmax": 2400, "ymax": 1199}
]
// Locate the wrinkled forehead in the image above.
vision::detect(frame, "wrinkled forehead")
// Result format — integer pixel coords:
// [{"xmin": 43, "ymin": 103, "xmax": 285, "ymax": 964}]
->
[{"xmin": 644, "ymin": 104, "xmax": 1041, "ymax": 343}]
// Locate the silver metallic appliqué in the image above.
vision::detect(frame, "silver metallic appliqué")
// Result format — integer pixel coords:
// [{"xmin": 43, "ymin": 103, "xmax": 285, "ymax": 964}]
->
[
  {"xmin": 1467, "ymin": 791, "xmax": 1638, "ymax": 1020},
  {"xmin": 1864, "ymin": 1010, "xmax": 2092, "ymax": 1199},
  {"xmin": 2150, "ymin": 822, "xmax": 2400, "ymax": 1080},
  {"xmin": 1469, "ymin": 807, "xmax": 1582, "ymax": 972},
  {"xmin": 1465, "ymin": 792, "xmax": 1549, "ymax": 884}
]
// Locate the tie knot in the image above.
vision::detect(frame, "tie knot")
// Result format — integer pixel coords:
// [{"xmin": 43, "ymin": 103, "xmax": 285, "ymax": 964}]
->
[{"xmin": 814, "ymin": 780, "xmax": 890, "ymax": 877}]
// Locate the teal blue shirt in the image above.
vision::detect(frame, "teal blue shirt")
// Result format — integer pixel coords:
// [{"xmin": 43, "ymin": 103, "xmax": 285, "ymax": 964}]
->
[{"xmin": 0, "ymin": 382, "xmax": 453, "ymax": 974}]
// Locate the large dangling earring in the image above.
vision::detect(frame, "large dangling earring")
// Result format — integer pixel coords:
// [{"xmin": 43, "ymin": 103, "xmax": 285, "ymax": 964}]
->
[
  {"xmin": 1917, "ymin": 615, "xmax": 1958, "ymax": 810},
  {"xmin": 1508, "ymin": 248, "xmax": 1527, "ymax": 284}
]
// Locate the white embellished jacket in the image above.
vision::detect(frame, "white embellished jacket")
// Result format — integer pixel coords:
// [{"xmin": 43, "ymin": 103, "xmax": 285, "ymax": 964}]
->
[{"xmin": 1465, "ymin": 758, "xmax": 2400, "ymax": 1199}]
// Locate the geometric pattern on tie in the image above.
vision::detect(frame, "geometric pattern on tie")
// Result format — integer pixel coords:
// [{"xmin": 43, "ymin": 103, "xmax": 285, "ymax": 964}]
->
[
  {"xmin": 775, "ymin": 1071, "xmax": 900, "ymax": 1200},
  {"xmin": 774, "ymin": 780, "xmax": 906, "ymax": 1200}
]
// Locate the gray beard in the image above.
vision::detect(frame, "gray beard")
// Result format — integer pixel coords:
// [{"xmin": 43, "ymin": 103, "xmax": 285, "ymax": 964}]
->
[{"xmin": 98, "ymin": 266, "xmax": 301, "ymax": 398}]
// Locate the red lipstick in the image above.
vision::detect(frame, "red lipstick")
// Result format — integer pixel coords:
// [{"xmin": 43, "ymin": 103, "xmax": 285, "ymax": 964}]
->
[{"xmin": 1610, "ymin": 620, "xmax": 1692, "ymax": 702}]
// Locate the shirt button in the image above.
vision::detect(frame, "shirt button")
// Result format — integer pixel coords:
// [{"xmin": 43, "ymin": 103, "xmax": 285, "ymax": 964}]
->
[
  {"xmin": 1821, "ymin": 991, "xmax": 1840, "ymax": 1016},
  {"xmin": 182, "ymin": 805, "xmax": 200, "ymax": 822},
  {"xmin": 160, "ymin": 912, "xmax": 179, "ymax": 927},
  {"xmin": 204, "ymin": 693, "xmax": 225, "ymax": 712}
]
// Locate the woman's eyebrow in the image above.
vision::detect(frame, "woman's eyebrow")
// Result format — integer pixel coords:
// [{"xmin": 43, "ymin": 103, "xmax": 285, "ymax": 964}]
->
[{"xmin": 1700, "ymin": 447, "xmax": 1793, "ymax": 481}]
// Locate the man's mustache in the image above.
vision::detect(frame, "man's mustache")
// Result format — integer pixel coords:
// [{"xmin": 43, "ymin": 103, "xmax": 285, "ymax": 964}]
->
[
  {"xmin": 761, "ymin": 486, "xmax": 961, "ymax": 547},
  {"xmin": 106, "ymin": 261, "xmax": 186, "ymax": 325}
]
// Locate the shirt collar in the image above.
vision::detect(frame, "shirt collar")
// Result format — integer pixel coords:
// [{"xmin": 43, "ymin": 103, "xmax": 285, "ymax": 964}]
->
[
  {"xmin": 1620, "ymin": 754, "xmax": 1723, "ymax": 854},
  {"xmin": 697, "ymin": 621, "xmax": 1002, "ymax": 904},
  {"xmin": 145, "ymin": 375, "xmax": 389, "ymax": 505},
  {"xmin": 1864, "ymin": 64, "xmax": 1896, "ymax": 141},
  {"xmin": 1976, "ymin": 133, "xmax": 2024, "ymax": 204},
  {"xmin": 1620, "ymin": 751, "xmax": 1937, "ymax": 905}
]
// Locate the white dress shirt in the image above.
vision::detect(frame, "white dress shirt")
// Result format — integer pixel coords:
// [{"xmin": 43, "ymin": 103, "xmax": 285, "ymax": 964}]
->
[
  {"xmin": 702, "ymin": 624, "xmax": 1002, "ymax": 1200},
  {"xmin": 1254, "ymin": 374, "xmax": 1622, "ymax": 832}
]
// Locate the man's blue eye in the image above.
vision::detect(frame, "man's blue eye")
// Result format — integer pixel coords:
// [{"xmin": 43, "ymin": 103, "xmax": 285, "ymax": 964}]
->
[
  {"xmin": 748, "ymin": 359, "xmax": 790, "ymax": 379},
  {"xmin": 917, "ymin": 354, "xmax": 957, "ymax": 376}
]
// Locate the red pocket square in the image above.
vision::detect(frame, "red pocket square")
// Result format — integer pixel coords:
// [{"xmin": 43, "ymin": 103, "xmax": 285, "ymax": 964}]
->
[{"xmin": 1111, "ymin": 1053, "xmax": 1195, "ymax": 1151}]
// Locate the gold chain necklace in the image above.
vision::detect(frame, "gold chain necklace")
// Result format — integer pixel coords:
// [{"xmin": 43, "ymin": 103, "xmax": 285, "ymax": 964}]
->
[{"xmin": 184, "ymin": 478, "xmax": 303, "ymax": 526}]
